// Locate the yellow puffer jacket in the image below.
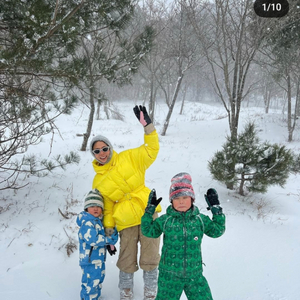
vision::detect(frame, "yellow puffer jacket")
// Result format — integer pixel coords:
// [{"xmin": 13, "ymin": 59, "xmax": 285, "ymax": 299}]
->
[{"xmin": 92, "ymin": 130, "xmax": 161, "ymax": 231}]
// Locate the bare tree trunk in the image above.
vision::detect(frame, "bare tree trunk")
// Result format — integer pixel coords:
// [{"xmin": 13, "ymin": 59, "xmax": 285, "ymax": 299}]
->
[
  {"xmin": 148, "ymin": 72, "xmax": 158, "ymax": 123},
  {"xmin": 230, "ymin": 104, "xmax": 239, "ymax": 141},
  {"xmin": 104, "ymin": 100, "xmax": 110, "ymax": 119},
  {"xmin": 80, "ymin": 87, "xmax": 95, "ymax": 151},
  {"xmin": 296, "ymin": 77, "xmax": 300, "ymax": 117},
  {"xmin": 80, "ymin": 39, "xmax": 95, "ymax": 151},
  {"xmin": 161, "ymin": 75, "xmax": 184, "ymax": 136},
  {"xmin": 291, "ymin": 78, "xmax": 300, "ymax": 138},
  {"xmin": 96, "ymin": 100, "xmax": 100, "ymax": 120},
  {"xmin": 264, "ymin": 87, "xmax": 271, "ymax": 114},
  {"xmin": 287, "ymin": 73, "xmax": 293, "ymax": 142},
  {"xmin": 287, "ymin": 75, "xmax": 300, "ymax": 142},
  {"xmin": 239, "ymin": 173, "xmax": 245, "ymax": 196},
  {"xmin": 179, "ymin": 84, "xmax": 187, "ymax": 115}
]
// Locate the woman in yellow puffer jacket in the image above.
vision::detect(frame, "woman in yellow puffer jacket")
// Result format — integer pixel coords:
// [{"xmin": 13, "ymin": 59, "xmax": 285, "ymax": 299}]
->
[{"xmin": 90, "ymin": 105, "xmax": 161, "ymax": 300}]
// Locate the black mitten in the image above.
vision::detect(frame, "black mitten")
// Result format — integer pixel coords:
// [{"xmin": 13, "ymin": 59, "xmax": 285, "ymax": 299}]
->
[
  {"xmin": 133, "ymin": 105, "xmax": 152, "ymax": 127},
  {"xmin": 148, "ymin": 189, "xmax": 162, "ymax": 207},
  {"xmin": 145, "ymin": 189, "xmax": 162, "ymax": 214},
  {"xmin": 204, "ymin": 188, "xmax": 223, "ymax": 215},
  {"xmin": 205, "ymin": 188, "xmax": 220, "ymax": 207},
  {"xmin": 106, "ymin": 245, "xmax": 117, "ymax": 256}
]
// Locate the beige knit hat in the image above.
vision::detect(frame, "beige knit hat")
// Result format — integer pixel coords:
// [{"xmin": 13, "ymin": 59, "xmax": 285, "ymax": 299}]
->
[{"xmin": 84, "ymin": 189, "xmax": 104, "ymax": 210}]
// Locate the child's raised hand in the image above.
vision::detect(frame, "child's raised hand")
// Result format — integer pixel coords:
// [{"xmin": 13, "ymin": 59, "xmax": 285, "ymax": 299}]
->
[
  {"xmin": 204, "ymin": 188, "xmax": 223, "ymax": 215},
  {"xmin": 145, "ymin": 189, "xmax": 162, "ymax": 215},
  {"xmin": 148, "ymin": 189, "xmax": 162, "ymax": 207}
]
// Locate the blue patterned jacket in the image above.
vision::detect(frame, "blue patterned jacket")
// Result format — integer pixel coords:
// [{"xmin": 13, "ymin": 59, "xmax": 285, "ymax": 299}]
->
[{"xmin": 76, "ymin": 211, "xmax": 117, "ymax": 267}]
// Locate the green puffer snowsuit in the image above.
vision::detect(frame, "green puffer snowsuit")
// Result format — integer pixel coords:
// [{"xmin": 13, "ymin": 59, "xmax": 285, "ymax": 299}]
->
[{"xmin": 141, "ymin": 204, "xmax": 225, "ymax": 300}]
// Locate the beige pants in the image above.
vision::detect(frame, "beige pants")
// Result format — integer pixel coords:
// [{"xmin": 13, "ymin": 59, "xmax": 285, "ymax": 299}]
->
[{"xmin": 117, "ymin": 214, "xmax": 160, "ymax": 273}]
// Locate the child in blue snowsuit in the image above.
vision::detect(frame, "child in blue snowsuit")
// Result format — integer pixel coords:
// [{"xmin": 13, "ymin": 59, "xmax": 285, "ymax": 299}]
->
[{"xmin": 77, "ymin": 189, "xmax": 118, "ymax": 300}]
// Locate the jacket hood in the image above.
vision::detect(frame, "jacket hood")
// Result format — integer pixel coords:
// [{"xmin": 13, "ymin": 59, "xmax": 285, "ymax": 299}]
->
[
  {"xmin": 90, "ymin": 134, "xmax": 114, "ymax": 165},
  {"xmin": 76, "ymin": 211, "xmax": 100, "ymax": 227}
]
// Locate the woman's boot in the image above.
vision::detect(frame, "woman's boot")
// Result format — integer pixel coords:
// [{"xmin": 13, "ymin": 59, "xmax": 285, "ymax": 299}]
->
[
  {"xmin": 143, "ymin": 267, "xmax": 158, "ymax": 300},
  {"xmin": 119, "ymin": 270, "xmax": 134, "ymax": 300}
]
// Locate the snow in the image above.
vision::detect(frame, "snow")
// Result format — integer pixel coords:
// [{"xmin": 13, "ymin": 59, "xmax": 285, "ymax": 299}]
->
[{"xmin": 1, "ymin": 100, "xmax": 300, "ymax": 300}]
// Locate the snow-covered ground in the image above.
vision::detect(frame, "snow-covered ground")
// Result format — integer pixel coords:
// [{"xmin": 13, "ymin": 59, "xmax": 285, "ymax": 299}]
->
[{"xmin": 1, "ymin": 100, "xmax": 300, "ymax": 300}]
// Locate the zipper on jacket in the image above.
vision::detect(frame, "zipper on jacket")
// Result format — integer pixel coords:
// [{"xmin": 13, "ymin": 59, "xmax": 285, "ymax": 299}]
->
[
  {"xmin": 183, "ymin": 213, "xmax": 187, "ymax": 276},
  {"xmin": 88, "ymin": 246, "xmax": 94, "ymax": 263}
]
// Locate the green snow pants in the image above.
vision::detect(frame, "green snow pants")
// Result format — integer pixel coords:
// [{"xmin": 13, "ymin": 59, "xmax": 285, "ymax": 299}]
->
[{"xmin": 155, "ymin": 270, "xmax": 213, "ymax": 300}]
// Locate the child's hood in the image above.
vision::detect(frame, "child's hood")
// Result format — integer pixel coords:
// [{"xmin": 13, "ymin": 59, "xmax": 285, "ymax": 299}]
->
[{"xmin": 76, "ymin": 211, "xmax": 96, "ymax": 227}]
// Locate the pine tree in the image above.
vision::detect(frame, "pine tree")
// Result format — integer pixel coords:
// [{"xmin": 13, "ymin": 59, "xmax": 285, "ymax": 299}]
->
[
  {"xmin": 0, "ymin": 0, "xmax": 144, "ymax": 190},
  {"xmin": 76, "ymin": 22, "xmax": 155, "ymax": 151},
  {"xmin": 208, "ymin": 122, "xmax": 298, "ymax": 196}
]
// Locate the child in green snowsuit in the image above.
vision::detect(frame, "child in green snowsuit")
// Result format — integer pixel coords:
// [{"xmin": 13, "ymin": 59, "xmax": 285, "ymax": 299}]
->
[{"xmin": 141, "ymin": 172, "xmax": 226, "ymax": 300}]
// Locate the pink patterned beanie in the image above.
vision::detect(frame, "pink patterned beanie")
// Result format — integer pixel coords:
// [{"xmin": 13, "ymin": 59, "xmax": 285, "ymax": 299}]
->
[{"xmin": 169, "ymin": 172, "xmax": 195, "ymax": 202}]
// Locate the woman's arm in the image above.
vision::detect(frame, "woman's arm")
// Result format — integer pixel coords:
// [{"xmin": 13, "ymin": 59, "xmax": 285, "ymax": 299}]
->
[{"xmin": 133, "ymin": 105, "xmax": 159, "ymax": 169}]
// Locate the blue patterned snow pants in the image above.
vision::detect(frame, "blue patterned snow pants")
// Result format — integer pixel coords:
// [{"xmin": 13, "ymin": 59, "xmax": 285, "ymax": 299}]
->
[{"xmin": 80, "ymin": 263, "xmax": 105, "ymax": 300}]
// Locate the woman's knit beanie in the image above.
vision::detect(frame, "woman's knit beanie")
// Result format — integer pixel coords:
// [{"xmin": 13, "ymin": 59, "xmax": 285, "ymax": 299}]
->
[
  {"xmin": 84, "ymin": 189, "xmax": 104, "ymax": 210},
  {"xmin": 169, "ymin": 172, "xmax": 195, "ymax": 202},
  {"xmin": 89, "ymin": 134, "xmax": 113, "ymax": 165}
]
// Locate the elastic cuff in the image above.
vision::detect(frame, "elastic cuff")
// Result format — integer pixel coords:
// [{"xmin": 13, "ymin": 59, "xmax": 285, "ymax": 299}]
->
[
  {"xmin": 144, "ymin": 123, "xmax": 155, "ymax": 134},
  {"xmin": 211, "ymin": 206, "xmax": 223, "ymax": 215},
  {"xmin": 145, "ymin": 204, "xmax": 156, "ymax": 215}
]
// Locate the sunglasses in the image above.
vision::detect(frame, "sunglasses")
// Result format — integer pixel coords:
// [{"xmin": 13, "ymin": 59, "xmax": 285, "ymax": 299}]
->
[{"xmin": 92, "ymin": 147, "xmax": 110, "ymax": 155}]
